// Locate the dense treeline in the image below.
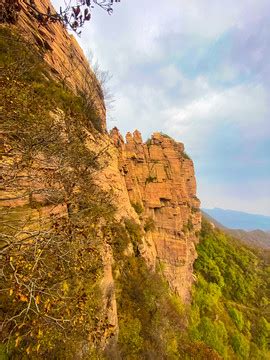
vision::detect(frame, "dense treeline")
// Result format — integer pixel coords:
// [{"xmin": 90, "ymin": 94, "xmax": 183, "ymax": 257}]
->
[{"xmin": 189, "ymin": 219, "xmax": 270, "ymax": 359}]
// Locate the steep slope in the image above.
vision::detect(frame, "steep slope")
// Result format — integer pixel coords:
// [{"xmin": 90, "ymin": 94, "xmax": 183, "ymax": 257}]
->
[
  {"xmin": 189, "ymin": 219, "xmax": 270, "ymax": 360},
  {"xmin": 0, "ymin": 25, "xmax": 121, "ymax": 358},
  {"xmin": 202, "ymin": 211, "xmax": 270, "ymax": 249},
  {"xmin": 225, "ymin": 229, "xmax": 270, "ymax": 250},
  {"xmin": 5, "ymin": 0, "xmax": 106, "ymax": 130}
]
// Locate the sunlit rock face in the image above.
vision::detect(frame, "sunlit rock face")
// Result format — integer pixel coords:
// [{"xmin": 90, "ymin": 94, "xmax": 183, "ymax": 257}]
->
[
  {"xmin": 16, "ymin": 0, "xmax": 106, "ymax": 130},
  {"xmin": 12, "ymin": 1, "xmax": 201, "ymax": 301},
  {"xmin": 111, "ymin": 128, "xmax": 201, "ymax": 302},
  {"xmin": 2, "ymin": 3, "xmax": 201, "ymax": 352}
]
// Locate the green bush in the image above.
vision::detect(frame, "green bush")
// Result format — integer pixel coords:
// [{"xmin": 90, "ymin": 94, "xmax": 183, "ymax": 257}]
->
[
  {"xmin": 183, "ymin": 218, "xmax": 194, "ymax": 233},
  {"xmin": 228, "ymin": 307, "xmax": 244, "ymax": 331},
  {"xmin": 118, "ymin": 318, "xmax": 144, "ymax": 358},
  {"xmin": 124, "ymin": 219, "xmax": 142, "ymax": 256},
  {"xmin": 253, "ymin": 317, "xmax": 270, "ymax": 351},
  {"xmin": 0, "ymin": 344, "xmax": 8, "ymax": 360},
  {"xmin": 124, "ymin": 219, "xmax": 142, "ymax": 244},
  {"xmin": 145, "ymin": 175, "xmax": 157, "ymax": 184},
  {"xmin": 230, "ymin": 333, "xmax": 250, "ymax": 359},
  {"xmin": 131, "ymin": 201, "xmax": 144, "ymax": 215},
  {"xmin": 182, "ymin": 151, "xmax": 191, "ymax": 160},
  {"xmin": 144, "ymin": 216, "xmax": 155, "ymax": 232},
  {"xmin": 160, "ymin": 132, "xmax": 173, "ymax": 140},
  {"xmin": 146, "ymin": 138, "xmax": 152, "ymax": 147},
  {"xmin": 108, "ymin": 222, "xmax": 130, "ymax": 259},
  {"xmin": 115, "ymin": 255, "xmax": 190, "ymax": 359},
  {"xmin": 196, "ymin": 317, "xmax": 228, "ymax": 358}
]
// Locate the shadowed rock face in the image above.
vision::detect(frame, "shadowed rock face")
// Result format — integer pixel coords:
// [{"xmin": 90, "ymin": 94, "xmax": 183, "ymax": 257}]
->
[
  {"xmin": 16, "ymin": 0, "xmax": 106, "ymax": 130},
  {"xmin": 111, "ymin": 128, "xmax": 201, "ymax": 301}
]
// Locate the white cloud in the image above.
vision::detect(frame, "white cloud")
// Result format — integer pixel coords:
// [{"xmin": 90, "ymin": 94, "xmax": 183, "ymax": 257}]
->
[
  {"xmin": 163, "ymin": 83, "xmax": 269, "ymax": 154},
  {"xmin": 50, "ymin": 0, "xmax": 270, "ymax": 215}
]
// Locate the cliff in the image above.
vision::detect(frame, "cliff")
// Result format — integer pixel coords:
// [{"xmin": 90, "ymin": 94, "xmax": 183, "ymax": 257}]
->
[
  {"xmin": 111, "ymin": 129, "xmax": 201, "ymax": 301},
  {"xmin": 3, "ymin": 0, "xmax": 202, "ymax": 300},
  {"xmin": 0, "ymin": 2, "xmax": 202, "ymax": 358},
  {"xmin": 16, "ymin": 0, "xmax": 106, "ymax": 130}
]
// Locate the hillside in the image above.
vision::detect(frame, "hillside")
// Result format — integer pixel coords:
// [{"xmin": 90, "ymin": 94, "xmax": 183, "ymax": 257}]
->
[
  {"xmin": 202, "ymin": 211, "xmax": 270, "ymax": 250},
  {"xmin": 189, "ymin": 219, "xmax": 270, "ymax": 360}
]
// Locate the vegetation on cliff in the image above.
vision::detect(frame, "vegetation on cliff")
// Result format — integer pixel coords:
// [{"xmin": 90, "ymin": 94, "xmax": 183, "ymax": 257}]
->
[
  {"xmin": 0, "ymin": 26, "xmax": 113, "ymax": 358},
  {"xmin": 104, "ymin": 218, "xmax": 269, "ymax": 360},
  {"xmin": 105, "ymin": 220, "xmax": 220, "ymax": 360}
]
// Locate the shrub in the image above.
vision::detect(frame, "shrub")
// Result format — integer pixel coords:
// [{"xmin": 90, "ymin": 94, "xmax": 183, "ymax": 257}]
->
[
  {"xmin": 108, "ymin": 222, "xmax": 130, "ymax": 259},
  {"xmin": 182, "ymin": 151, "xmax": 191, "ymax": 160},
  {"xmin": 124, "ymin": 219, "xmax": 142, "ymax": 255},
  {"xmin": 160, "ymin": 132, "xmax": 173, "ymax": 140},
  {"xmin": 146, "ymin": 138, "xmax": 152, "ymax": 147},
  {"xmin": 183, "ymin": 218, "xmax": 194, "ymax": 233},
  {"xmin": 118, "ymin": 318, "xmax": 144, "ymax": 358},
  {"xmin": 230, "ymin": 333, "xmax": 250, "ymax": 359},
  {"xmin": 196, "ymin": 318, "xmax": 228, "ymax": 358},
  {"xmin": 145, "ymin": 175, "xmax": 157, "ymax": 184},
  {"xmin": 131, "ymin": 201, "xmax": 144, "ymax": 215},
  {"xmin": 191, "ymin": 205, "xmax": 200, "ymax": 213},
  {"xmin": 115, "ymin": 256, "xmax": 189, "ymax": 359},
  {"xmin": 228, "ymin": 307, "xmax": 244, "ymax": 331},
  {"xmin": 144, "ymin": 217, "xmax": 155, "ymax": 232}
]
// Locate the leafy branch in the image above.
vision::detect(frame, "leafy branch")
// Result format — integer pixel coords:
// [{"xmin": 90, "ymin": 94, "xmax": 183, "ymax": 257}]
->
[{"xmin": 27, "ymin": 0, "xmax": 121, "ymax": 34}]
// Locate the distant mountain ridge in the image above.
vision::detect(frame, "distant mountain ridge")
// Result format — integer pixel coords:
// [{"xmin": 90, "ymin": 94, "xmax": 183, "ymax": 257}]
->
[
  {"xmin": 202, "ymin": 210, "xmax": 270, "ymax": 249},
  {"xmin": 203, "ymin": 207, "xmax": 270, "ymax": 231}
]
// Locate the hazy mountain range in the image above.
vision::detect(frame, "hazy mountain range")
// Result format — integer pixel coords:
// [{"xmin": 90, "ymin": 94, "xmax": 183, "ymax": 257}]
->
[
  {"xmin": 203, "ymin": 207, "xmax": 270, "ymax": 231},
  {"xmin": 202, "ymin": 210, "xmax": 270, "ymax": 250}
]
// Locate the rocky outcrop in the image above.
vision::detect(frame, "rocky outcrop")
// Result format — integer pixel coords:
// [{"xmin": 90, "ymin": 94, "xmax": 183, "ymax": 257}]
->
[
  {"xmin": 16, "ymin": 0, "xmax": 106, "ymax": 130},
  {"xmin": 8, "ymin": 3, "xmax": 202, "ymax": 299},
  {"xmin": 111, "ymin": 128, "xmax": 201, "ymax": 301},
  {"xmin": 1, "ymin": 2, "xmax": 201, "ymax": 355}
]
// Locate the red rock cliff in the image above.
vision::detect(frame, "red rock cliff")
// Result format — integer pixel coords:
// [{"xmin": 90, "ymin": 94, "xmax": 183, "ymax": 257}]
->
[
  {"xmin": 1, "ymin": 1, "xmax": 201, "ymax": 354},
  {"xmin": 111, "ymin": 129, "xmax": 201, "ymax": 301},
  {"xmin": 15, "ymin": 0, "xmax": 106, "ymax": 130},
  {"xmin": 3, "ymin": 0, "xmax": 201, "ymax": 305}
]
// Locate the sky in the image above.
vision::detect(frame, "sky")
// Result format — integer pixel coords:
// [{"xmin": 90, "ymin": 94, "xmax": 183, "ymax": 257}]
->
[{"xmin": 52, "ymin": 0, "xmax": 270, "ymax": 216}]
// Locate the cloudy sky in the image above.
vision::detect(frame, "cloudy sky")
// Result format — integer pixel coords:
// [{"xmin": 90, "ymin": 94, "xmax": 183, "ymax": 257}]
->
[{"xmin": 52, "ymin": 0, "xmax": 270, "ymax": 216}]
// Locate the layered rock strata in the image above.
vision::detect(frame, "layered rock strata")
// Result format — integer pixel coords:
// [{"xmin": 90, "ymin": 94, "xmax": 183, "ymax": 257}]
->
[{"xmin": 111, "ymin": 128, "xmax": 201, "ymax": 301}]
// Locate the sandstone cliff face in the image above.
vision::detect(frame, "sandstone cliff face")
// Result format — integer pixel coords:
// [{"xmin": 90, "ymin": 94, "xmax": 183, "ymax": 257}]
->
[
  {"xmin": 111, "ymin": 129, "xmax": 201, "ymax": 301},
  {"xmin": 16, "ymin": 0, "xmax": 106, "ymax": 130},
  {"xmin": 1, "ymin": 2, "xmax": 201, "ymax": 355}
]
